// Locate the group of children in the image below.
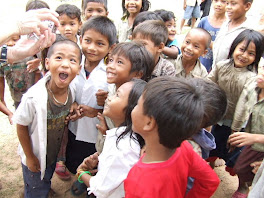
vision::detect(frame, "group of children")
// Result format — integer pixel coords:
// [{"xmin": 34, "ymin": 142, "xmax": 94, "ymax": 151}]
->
[{"xmin": 1, "ymin": 0, "xmax": 264, "ymax": 197}]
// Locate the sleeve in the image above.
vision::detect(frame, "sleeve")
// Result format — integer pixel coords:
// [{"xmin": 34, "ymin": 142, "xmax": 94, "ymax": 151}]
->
[
  {"xmin": 186, "ymin": 143, "xmax": 220, "ymax": 198},
  {"xmin": 197, "ymin": 18, "xmax": 205, "ymax": 29},
  {"xmin": 13, "ymin": 94, "xmax": 35, "ymax": 126},
  {"xmin": 88, "ymin": 142, "xmax": 140, "ymax": 197},
  {"xmin": 231, "ymin": 81, "xmax": 255, "ymax": 131},
  {"xmin": 207, "ymin": 62, "xmax": 219, "ymax": 83}
]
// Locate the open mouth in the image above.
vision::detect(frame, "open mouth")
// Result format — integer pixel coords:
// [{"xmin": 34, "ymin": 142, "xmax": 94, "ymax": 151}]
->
[
  {"xmin": 59, "ymin": 72, "xmax": 69, "ymax": 81},
  {"xmin": 107, "ymin": 72, "xmax": 116, "ymax": 78}
]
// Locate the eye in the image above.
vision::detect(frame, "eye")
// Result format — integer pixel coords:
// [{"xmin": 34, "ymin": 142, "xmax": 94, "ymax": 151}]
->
[
  {"xmin": 60, "ymin": 23, "xmax": 65, "ymax": 26},
  {"xmin": 194, "ymin": 45, "xmax": 199, "ymax": 49},
  {"xmin": 85, "ymin": 39, "xmax": 91, "ymax": 43},
  {"xmin": 70, "ymin": 22, "xmax": 75, "ymax": 26},
  {"xmin": 108, "ymin": 58, "xmax": 114, "ymax": 62},
  {"xmin": 55, "ymin": 56, "xmax": 62, "ymax": 60},
  {"xmin": 98, "ymin": 42, "xmax": 105, "ymax": 46},
  {"xmin": 185, "ymin": 40, "xmax": 190, "ymax": 44},
  {"xmin": 118, "ymin": 60, "xmax": 123, "ymax": 64},
  {"xmin": 98, "ymin": 9, "xmax": 104, "ymax": 13},
  {"xmin": 70, "ymin": 58, "xmax": 77, "ymax": 63},
  {"xmin": 249, "ymin": 52, "xmax": 256, "ymax": 56},
  {"xmin": 239, "ymin": 47, "xmax": 245, "ymax": 52}
]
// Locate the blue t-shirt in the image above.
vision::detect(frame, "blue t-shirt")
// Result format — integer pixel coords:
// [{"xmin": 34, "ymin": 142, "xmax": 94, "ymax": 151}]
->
[
  {"xmin": 198, "ymin": 16, "xmax": 220, "ymax": 72},
  {"xmin": 167, "ymin": 38, "xmax": 181, "ymax": 54}
]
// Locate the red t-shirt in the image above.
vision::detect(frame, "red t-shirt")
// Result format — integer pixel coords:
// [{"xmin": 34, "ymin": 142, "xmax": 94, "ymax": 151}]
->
[{"xmin": 124, "ymin": 141, "xmax": 220, "ymax": 198}]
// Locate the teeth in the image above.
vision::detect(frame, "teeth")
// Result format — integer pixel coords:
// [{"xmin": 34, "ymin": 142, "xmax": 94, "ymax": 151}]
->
[{"xmin": 107, "ymin": 72, "xmax": 115, "ymax": 78}]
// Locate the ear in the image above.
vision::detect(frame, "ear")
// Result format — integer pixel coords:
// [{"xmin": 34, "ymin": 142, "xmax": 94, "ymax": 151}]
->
[
  {"xmin": 201, "ymin": 48, "xmax": 208, "ymax": 57},
  {"xmin": 157, "ymin": 42, "xmax": 165, "ymax": 53},
  {"xmin": 133, "ymin": 71, "xmax": 144, "ymax": 79},
  {"xmin": 143, "ymin": 116, "xmax": 157, "ymax": 132},
  {"xmin": 106, "ymin": 11, "xmax": 109, "ymax": 16},
  {"xmin": 109, "ymin": 43, "xmax": 117, "ymax": 52},
  {"xmin": 244, "ymin": 2, "xmax": 252, "ymax": 11},
  {"xmin": 77, "ymin": 64, "xmax": 81, "ymax": 75},
  {"xmin": 45, "ymin": 58, "xmax": 50, "ymax": 71}
]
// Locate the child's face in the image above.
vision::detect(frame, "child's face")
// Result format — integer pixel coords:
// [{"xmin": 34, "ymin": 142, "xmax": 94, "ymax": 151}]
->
[
  {"xmin": 133, "ymin": 34, "xmax": 161, "ymax": 63},
  {"xmin": 257, "ymin": 65, "xmax": 264, "ymax": 89},
  {"xmin": 45, "ymin": 43, "xmax": 81, "ymax": 89},
  {"xmin": 81, "ymin": 29, "xmax": 110, "ymax": 65},
  {"xmin": 6, "ymin": 35, "xmax": 20, "ymax": 47},
  {"xmin": 165, "ymin": 19, "xmax": 176, "ymax": 42},
  {"xmin": 58, "ymin": 14, "xmax": 82, "ymax": 42},
  {"xmin": 125, "ymin": 0, "xmax": 142, "ymax": 15},
  {"xmin": 103, "ymin": 81, "xmax": 133, "ymax": 126},
  {"xmin": 226, "ymin": 0, "xmax": 251, "ymax": 21},
  {"xmin": 84, "ymin": 2, "xmax": 108, "ymax": 20},
  {"xmin": 213, "ymin": 0, "xmax": 227, "ymax": 14},
  {"xmin": 106, "ymin": 54, "xmax": 136, "ymax": 88},
  {"xmin": 181, "ymin": 30, "xmax": 208, "ymax": 62},
  {"xmin": 131, "ymin": 94, "xmax": 147, "ymax": 135},
  {"xmin": 233, "ymin": 40, "xmax": 256, "ymax": 68}
]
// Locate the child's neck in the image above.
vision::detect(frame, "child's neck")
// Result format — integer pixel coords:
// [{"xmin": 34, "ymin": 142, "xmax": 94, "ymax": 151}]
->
[
  {"xmin": 128, "ymin": 13, "xmax": 138, "ymax": 27},
  {"xmin": 209, "ymin": 12, "xmax": 226, "ymax": 27},
  {"xmin": 229, "ymin": 15, "xmax": 246, "ymax": 30},
  {"xmin": 47, "ymin": 80, "xmax": 69, "ymax": 104},
  {"xmin": 258, "ymin": 88, "xmax": 264, "ymax": 101},
  {"xmin": 143, "ymin": 140, "xmax": 176, "ymax": 163},
  {"xmin": 85, "ymin": 58, "xmax": 99, "ymax": 73},
  {"xmin": 182, "ymin": 58, "xmax": 196, "ymax": 75}
]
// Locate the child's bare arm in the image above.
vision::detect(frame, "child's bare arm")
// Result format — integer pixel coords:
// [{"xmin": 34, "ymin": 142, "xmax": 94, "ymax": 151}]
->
[
  {"xmin": 96, "ymin": 89, "xmax": 108, "ymax": 107},
  {"xmin": 162, "ymin": 46, "xmax": 179, "ymax": 59},
  {"xmin": 229, "ymin": 132, "xmax": 264, "ymax": 147},
  {"xmin": 0, "ymin": 77, "xmax": 6, "ymax": 106},
  {"xmin": 78, "ymin": 104, "xmax": 103, "ymax": 118},
  {"xmin": 96, "ymin": 112, "xmax": 108, "ymax": 135},
  {"xmin": 26, "ymin": 58, "xmax": 40, "ymax": 73},
  {"xmin": 17, "ymin": 124, "xmax": 40, "ymax": 172},
  {"xmin": 0, "ymin": 101, "xmax": 13, "ymax": 124}
]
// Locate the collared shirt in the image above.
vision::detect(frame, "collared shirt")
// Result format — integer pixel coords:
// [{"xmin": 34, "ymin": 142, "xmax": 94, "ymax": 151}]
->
[
  {"xmin": 174, "ymin": 54, "xmax": 208, "ymax": 78},
  {"xmin": 13, "ymin": 73, "xmax": 75, "ymax": 179},
  {"xmin": 117, "ymin": 17, "xmax": 132, "ymax": 43},
  {"xmin": 152, "ymin": 57, "xmax": 176, "ymax": 77},
  {"xmin": 186, "ymin": 0, "xmax": 201, "ymax": 6},
  {"xmin": 212, "ymin": 18, "xmax": 254, "ymax": 68},
  {"xmin": 232, "ymin": 81, "xmax": 264, "ymax": 152},
  {"xmin": 89, "ymin": 127, "xmax": 140, "ymax": 198},
  {"xmin": 69, "ymin": 58, "xmax": 108, "ymax": 143},
  {"xmin": 208, "ymin": 59, "xmax": 256, "ymax": 120}
]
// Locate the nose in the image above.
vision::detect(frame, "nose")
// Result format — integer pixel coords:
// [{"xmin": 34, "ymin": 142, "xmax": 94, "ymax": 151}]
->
[
  {"xmin": 61, "ymin": 59, "xmax": 70, "ymax": 67},
  {"xmin": 65, "ymin": 25, "xmax": 71, "ymax": 31}
]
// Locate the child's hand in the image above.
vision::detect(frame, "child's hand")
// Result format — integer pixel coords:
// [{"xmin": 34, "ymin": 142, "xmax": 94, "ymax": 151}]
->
[
  {"xmin": 250, "ymin": 160, "xmax": 263, "ymax": 174},
  {"xmin": 77, "ymin": 152, "xmax": 99, "ymax": 172},
  {"xmin": 26, "ymin": 58, "xmax": 40, "ymax": 73},
  {"xmin": 26, "ymin": 155, "xmax": 40, "ymax": 172},
  {"xmin": 8, "ymin": 112, "xmax": 13, "ymax": 125},
  {"xmin": 96, "ymin": 112, "xmax": 108, "ymax": 135},
  {"xmin": 78, "ymin": 105, "xmax": 102, "ymax": 118},
  {"xmin": 96, "ymin": 89, "xmax": 108, "ymax": 107},
  {"xmin": 66, "ymin": 102, "xmax": 82, "ymax": 123},
  {"xmin": 228, "ymin": 132, "xmax": 258, "ymax": 147}
]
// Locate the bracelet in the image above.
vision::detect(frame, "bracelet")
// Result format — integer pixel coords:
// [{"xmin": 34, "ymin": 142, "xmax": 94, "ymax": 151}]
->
[{"xmin": 78, "ymin": 171, "xmax": 92, "ymax": 183}]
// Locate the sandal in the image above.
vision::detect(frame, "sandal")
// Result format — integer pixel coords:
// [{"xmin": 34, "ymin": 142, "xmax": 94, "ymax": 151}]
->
[
  {"xmin": 55, "ymin": 162, "xmax": 71, "ymax": 181},
  {"xmin": 71, "ymin": 180, "xmax": 87, "ymax": 196},
  {"xmin": 232, "ymin": 190, "xmax": 248, "ymax": 198}
]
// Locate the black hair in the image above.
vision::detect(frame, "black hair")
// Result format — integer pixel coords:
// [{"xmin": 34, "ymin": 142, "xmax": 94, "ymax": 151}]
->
[
  {"xmin": 81, "ymin": 16, "xmax": 117, "ymax": 46},
  {"xmin": 228, "ymin": 29, "xmax": 264, "ymax": 72},
  {"xmin": 110, "ymin": 41, "xmax": 155, "ymax": 82},
  {"xmin": 132, "ymin": 20, "xmax": 168, "ymax": 46},
  {"xmin": 186, "ymin": 28, "xmax": 212, "ymax": 48},
  {"xmin": 56, "ymin": 4, "xmax": 81, "ymax": 22},
  {"xmin": 132, "ymin": 11, "xmax": 163, "ymax": 32},
  {"xmin": 194, "ymin": 79, "xmax": 227, "ymax": 128},
  {"xmin": 26, "ymin": 0, "xmax": 49, "ymax": 11},
  {"xmin": 142, "ymin": 77, "xmax": 205, "ymax": 149},
  {"xmin": 244, "ymin": 0, "xmax": 253, "ymax": 3},
  {"xmin": 122, "ymin": 0, "xmax": 150, "ymax": 18},
  {"xmin": 154, "ymin": 9, "xmax": 175, "ymax": 23},
  {"xmin": 82, "ymin": 0, "xmax": 108, "ymax": 12},
  {"xmin": 117, "ymin": 79, "xmax": 147, "ymax": 149}
]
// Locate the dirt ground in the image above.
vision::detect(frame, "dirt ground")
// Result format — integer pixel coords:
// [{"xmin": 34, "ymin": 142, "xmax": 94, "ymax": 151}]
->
[{"xmin": 0, "ymin": 86, "xmax": 238, "ymax": 198}]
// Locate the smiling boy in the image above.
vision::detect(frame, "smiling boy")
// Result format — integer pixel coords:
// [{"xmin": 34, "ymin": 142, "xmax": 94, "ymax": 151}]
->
[
  {"xmin": 174, "ymin": 28, "xmax": 211, "ymax": 78},
  {"xmin": 13, "ymin": 39, "xmax": 81, "ymax": 197}
]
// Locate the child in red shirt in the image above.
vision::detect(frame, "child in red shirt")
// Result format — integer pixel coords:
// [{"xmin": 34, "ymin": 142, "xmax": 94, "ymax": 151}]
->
[{"xmin": 125, "ymin": 77, "xmax": 221, "ymax": 198}]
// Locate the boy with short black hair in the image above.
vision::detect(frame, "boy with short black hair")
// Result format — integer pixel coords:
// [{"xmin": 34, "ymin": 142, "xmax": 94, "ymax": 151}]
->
[
  {"xmin": 56, "ymin": 4, "xmax": 82, "ymax": 44},
  {"xmin": 174, "ymin": 27, "xmax": 211, "ymax": 78},
  {"xmin": 212, "ymin": 0, "xmax": 253, "ymax": 67},
  {"xmin": 125, "ymin": 77, "xmax": 220, "ymax": 198},
  {"xmin": 65, "ymin": 15, "xmax": 117, "ymax": 195},
  {"xmin": 13, "ymin": 39, "xmax": 82, "ymax": 197},
  {"xmin": 82, "ymin": 0, "xmax": 108, "ymax": 21},
  {"xmin": 132, "ymin": 20, "xmax": 176, "ymax": 77}
]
